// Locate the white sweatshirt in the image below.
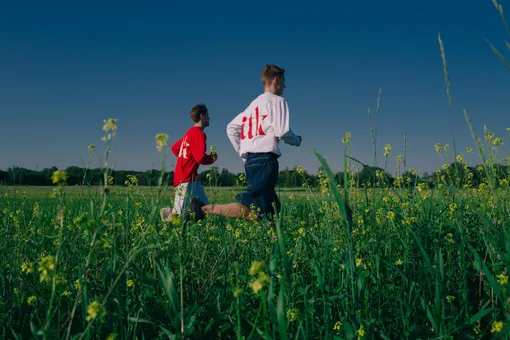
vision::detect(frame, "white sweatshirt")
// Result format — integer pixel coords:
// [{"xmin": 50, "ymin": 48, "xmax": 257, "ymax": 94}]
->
[{"xmin": 226, "ymin": 92, "xmax": 301, "ymax": 160}]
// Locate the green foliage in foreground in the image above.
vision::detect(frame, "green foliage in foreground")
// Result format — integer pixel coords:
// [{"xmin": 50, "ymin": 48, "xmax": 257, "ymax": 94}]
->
[{"xmin": 1, "ymin": 153, "xmax": 510, "ymax": 339}]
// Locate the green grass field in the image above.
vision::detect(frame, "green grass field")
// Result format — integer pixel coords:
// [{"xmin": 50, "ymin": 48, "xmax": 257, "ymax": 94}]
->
[{"xmin": 1, "ymin": 160, "xmax": 510, "ymax": 339}]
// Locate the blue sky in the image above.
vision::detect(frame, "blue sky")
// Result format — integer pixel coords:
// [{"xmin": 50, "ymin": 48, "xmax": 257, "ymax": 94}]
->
[{"xmin": 1, "ymin": 0, "xmax": 509, "ymax": 176}]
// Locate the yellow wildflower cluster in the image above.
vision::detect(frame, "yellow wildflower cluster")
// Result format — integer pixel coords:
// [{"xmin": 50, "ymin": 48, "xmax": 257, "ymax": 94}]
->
[
  {"xmin": 248, "ymin": 261, "xmax": 270, "ymax": 294},
  {"xmin": 358, "ymin": 324, "xmax": 365, "ymax": 337},
  {"xmin": 491, "ymin": 137, "xmax": 503, "ymax": 145},
  {"xmin": 103, "ymin": 118, "xmax": 117, "ymax": 132},
  {"xmin": 38, "ymin": 256, "xmax": 55, "ymax": 282},
  {"xmin": 287, "ymin": 308, "xmax": 299, "ymax": 322},
  {"xmin": 342, "ymin": 132, "xmax": 351, "ymax": 144},
  {"xmin": 155, "ymin": 133, "xmax": 169, "ymax": 151},
  {"xmin": 383, "ymin": 144, "xmax": 392, "ymax": 157},
  {"xmin": 237, "ymin": 173, "xmax": 247, "ymax": 187},
  {"xmin": 496, "ymin": 273, "xmax": 508, "ymax": 286},
  {"xmin": 51, "ymin": 170, "xmax": 67, "ymax": 184},
  {"xmin": 491, "ymin": 321, "xmax": 504, "ymax": 334},
  {"xmin": 86, "ymin": 301, "xmax": 106, "ymax": 321},
  {"xmin": 21, "ymin": 262, "xmax": 34, "ymax": 274},
  {"xmin": 27, "ymin": 295, "xmax": 37, "ymax": 305}
]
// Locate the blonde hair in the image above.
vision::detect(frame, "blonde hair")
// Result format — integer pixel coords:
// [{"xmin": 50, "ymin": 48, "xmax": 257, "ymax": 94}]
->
[{"xmin": 261, "ymin": 64, "xmax": 285, "ymax": 86}]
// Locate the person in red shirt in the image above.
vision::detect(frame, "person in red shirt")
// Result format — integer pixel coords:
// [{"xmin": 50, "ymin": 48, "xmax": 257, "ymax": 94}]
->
[{"xmin": 160, "ymin": 104, "xmax": 217, "ymax": 223}]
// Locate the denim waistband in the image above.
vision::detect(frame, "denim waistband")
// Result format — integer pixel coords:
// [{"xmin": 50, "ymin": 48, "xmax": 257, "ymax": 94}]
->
[{"xmin": 246, "ymin": 152, "xmax": 279, "ymax": 160}]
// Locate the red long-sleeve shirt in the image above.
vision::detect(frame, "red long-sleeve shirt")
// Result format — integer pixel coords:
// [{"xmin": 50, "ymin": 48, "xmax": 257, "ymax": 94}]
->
[{"xmin": 171, "ymin": 126, "xmax": 215, "ymax": 187}]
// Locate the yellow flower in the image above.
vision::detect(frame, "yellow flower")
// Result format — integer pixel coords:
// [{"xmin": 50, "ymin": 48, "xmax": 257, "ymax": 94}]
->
[
  {"xmin": 342, "ymin": 132, "xmax": 351, "ymax": 144},
  {"xmin": 446, "ymin": 233, "xmax": 454, "ymax": 244},
  {"xmin": 27, "ymin": 295, "xmax": 37, "ymax": 305},
  {"xmin": 387, "ymin": 211, "xmax": 396, "ymax": 221},
  {"xmin": 233, "ymin": 288, "xmax": 243, "ymax": 297},
  {"xmin": 155, "ymin": 133, "xmax": 169, "ymax": 151},
  {"xmin": 126, "ymin": 280, "xmax": 134, "ymax": 287},
  {"xmin": 103, "ymin": 118, "xmax": 117, "ymax": 132},
  {"xmin": 249, "ymin": 261, "xmax": 264, "ymax": 275},
  {"xmin": 106, "ymin": 334, "xmax": 118, "ymax": 340},
  {"xmin": 486, "ymin": 131, "xmax": 494, "ymax": 140},
  {"xmin": 38, "ymin": 256, "xmax": 55, "ymax": 282},
  {"xmin": 395, "ymin": 259, "xmax": 403, "ymax": 266},
  {"xmin": 383, "ymin": 144, "xmax": 392, "ymax": 157},
  {"xmin": 51, "ymin": 170, "xmax": 67, "ymax": 184},
  {"xmin": 333, "ymin": 321, "xmax": 342, "ymax": 331},
  {"xmin": 86, "ymin": 301, "xmax": 106, "ymax": 321},
  {"xmin": 74, "ymin": 279, "xmax": 80, "ymax": 290},
  {"xmin": 444, "ymin": 144, "xmax": 450, "ymax": 151},
  {"xmin": 435, "ymin": 143, "xmax": 442, "ymax": 152},
  {"xmin": 62, "ymin": 290, "xmax": 72, "ymax": 297},
  {"xmin": 357, "ymin": 324, "xmax": 365, "ymax": 337},
  {"xmin": 491, "ymin": 137, "xmax": 503, "ymax": 145},
  {"xmin": 258, "ymin": 272, "xmax": 270, "ymax": 285},
  {"xmin": 21, "ymin": 262, "xmax": 34, "ymax": 274},
  {"xmin": 287, "ymin": 308, "xmax": 299, "ymax": 322},
  {"xmin": 465, "ymin": 146, "xmax": 473, "ymax": 153},
  {"xmin": 356, "ymin": 258, "xmax": 363, "ymax": 267},
  {"xmin": 249, "ymin": 270, "xmax": 270, "ymax": 294},
  {"xmin": 491, "ymin": 321, "xmax": 504, "ymax": 333},
  {"xmin": 249, "ymin": 280, "xmax": 263, "ymax": 294},
  {"xmin": 88, "ymin": 144, "xmax": 97, "ymax": 152},
  {"xmin": 497, "ymin": 273, "xmax": 508, "ymax": 286},
  {"xmin": 456, "ymin": 154, "xmax": 464, "ymax": 163},
  {"xmin": 210, "ymin": 145, "xmax": 217, "ymax": 154},
  {"xmin": 417, "ymin": 183, "xmax": 427, "ymax": 193},
  {"xmin": 446, "ymin": 295, "xmax": 455, "ymax": 303}
]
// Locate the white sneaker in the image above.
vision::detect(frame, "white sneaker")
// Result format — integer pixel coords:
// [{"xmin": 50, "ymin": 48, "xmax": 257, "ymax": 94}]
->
[{"xmin": 160, "ymin": 207, "xmax": 173, "ymax": 222}]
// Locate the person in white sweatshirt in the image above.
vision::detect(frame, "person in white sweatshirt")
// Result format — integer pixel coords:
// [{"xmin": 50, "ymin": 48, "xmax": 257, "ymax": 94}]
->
[{"xmin": 187, "ymin": 64, "xmax": 302, "ymax": 222}]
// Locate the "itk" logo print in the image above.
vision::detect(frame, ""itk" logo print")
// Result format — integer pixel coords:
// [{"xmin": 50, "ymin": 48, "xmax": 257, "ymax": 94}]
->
[
  {"xmin": 178, "ymin": 136, "xmax": 190, "ymax": 159},
  {"xmin": 241, "ymin": 107, "xmax": 267, "ymax": 140}
]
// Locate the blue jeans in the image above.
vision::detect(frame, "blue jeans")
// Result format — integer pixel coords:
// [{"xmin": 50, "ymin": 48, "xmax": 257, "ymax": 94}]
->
[{"xmin": 236, "ymin": 152, "xmax": 280, "ymax": 217}]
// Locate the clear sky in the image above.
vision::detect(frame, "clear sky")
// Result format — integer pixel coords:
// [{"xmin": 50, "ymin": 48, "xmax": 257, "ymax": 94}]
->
[{"xmin": 1, "ymin": 0, "xmax": 509, "ymax": 176}]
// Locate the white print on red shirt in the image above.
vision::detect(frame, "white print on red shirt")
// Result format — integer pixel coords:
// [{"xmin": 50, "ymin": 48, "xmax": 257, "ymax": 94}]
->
[
  {"xmin": 178, "ymin": 136, "xmax": 190, "ymax": 159},
  {"xmin": 241, "ymin": 106, "xmax": 268, "ymax": 140}
]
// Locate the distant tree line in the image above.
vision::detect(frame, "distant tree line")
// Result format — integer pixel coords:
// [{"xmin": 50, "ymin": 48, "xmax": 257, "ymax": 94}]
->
[{"xmin": 0, "ymin": 163, "xmax": 508, "ymax": 188}]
